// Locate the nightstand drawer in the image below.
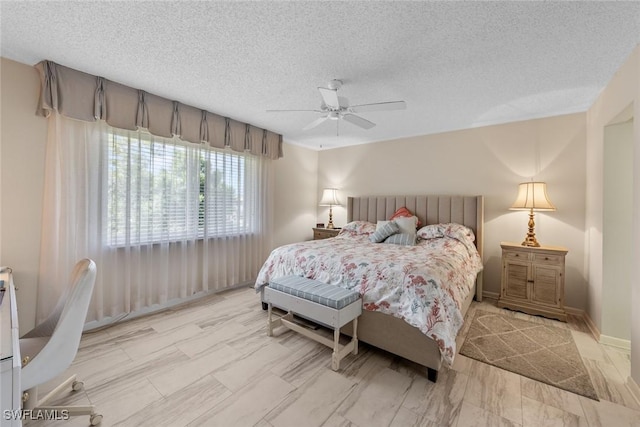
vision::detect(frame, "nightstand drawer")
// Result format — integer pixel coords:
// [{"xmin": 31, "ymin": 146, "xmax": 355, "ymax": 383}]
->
[
  {"xmin": 313, "ymin": 228, "xmax": 340, "ymax": 240},
  {"xmin": 533, "ymin": 253, "xmax": 563, "ymax": 265},
  {"xmin": 503, "ymin": 250, "xmax": 530, "ymax": 261}
]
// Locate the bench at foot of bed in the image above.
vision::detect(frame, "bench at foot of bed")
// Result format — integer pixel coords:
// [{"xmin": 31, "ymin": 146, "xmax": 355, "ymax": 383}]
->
[
  {"xmin": 261, "ymin": 279, "xmax": 443, "ymax": 382},
  {"xmin": 263, "ymin": 275, "xmax": 362, "ymax": 371}
]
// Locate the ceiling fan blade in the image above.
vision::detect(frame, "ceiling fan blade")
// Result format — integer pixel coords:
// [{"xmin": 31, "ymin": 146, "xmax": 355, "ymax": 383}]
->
[
  {"xmin": 302, "ymin": 116, "xmax": 329, "ymax": 131},
  {"xmin": 342, "ymin": 113, "xmax": 375, "ymax": 129},
  {"xmin": 349, "ymin": 101, "xmax": 406, "ymax": 113},
  {"xmin": 266, "ymin": 109, "xmax": 323, "ymax": 113},
  {"xmin": 318, "ymin": 87, "xmax": 340, "ymax": 109}
]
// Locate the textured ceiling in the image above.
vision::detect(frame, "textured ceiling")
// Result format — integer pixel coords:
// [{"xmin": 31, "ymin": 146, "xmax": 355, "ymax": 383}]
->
[{"xmin": 1, "ymin": 1, "xmax": 639, "ymax": 150}]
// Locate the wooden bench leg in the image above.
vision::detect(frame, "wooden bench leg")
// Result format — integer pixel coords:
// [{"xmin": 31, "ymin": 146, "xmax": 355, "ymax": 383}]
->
[
  {"xmin": 331, "ymin": 328, "xmax": 340, "ymax": 371},
  {"xmin": 267, "ymin": 303, "xmax": 273, "ymax": 337},
  {"xmin": 352, "ymin": 316, "xmax": 359, "ymax": 356}
]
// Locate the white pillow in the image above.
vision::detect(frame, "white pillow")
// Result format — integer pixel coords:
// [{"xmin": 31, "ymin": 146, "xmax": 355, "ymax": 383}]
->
[{"xmin": 392, "ymin": 216, "xmax": 418, "ymax": 236}]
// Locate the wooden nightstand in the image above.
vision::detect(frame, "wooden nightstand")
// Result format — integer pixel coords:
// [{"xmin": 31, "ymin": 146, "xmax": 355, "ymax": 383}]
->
[
  {"xmin": 312, "ymin": 227, "xmax": 340, "ymax": 240},
  {"xmin": 498, "ymin": 242, "xmax": 568, "ymax": 322}
]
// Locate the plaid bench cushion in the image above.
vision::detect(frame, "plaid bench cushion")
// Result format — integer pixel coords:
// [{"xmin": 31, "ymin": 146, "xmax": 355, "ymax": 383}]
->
[{"xmin": 269, "ymin": 276, "xmax": 360, "ymax": 310}]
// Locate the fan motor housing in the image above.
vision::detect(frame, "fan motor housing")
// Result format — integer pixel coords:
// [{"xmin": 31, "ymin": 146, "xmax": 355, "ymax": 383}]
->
[
  {"xmin": 327, "ymin": 79, "xmax": 343, "ymax": 90},
  {"xmin": 321, "ymin": 96, "xmax": 349, "ymax": 112}
]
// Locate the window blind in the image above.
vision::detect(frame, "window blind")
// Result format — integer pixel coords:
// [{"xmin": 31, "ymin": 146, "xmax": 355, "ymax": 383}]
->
[{"xmin": 106, "ymin": 128, "xmax": 255, "ymax": 246}]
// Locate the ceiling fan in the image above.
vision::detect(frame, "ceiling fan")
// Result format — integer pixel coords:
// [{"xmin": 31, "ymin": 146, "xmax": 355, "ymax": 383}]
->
[{"xmin": 267, "ymin": 79, "xmax": 406, "ymax": 132}]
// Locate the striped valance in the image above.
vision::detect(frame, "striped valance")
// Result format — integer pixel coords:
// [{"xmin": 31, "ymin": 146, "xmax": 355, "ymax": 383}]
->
[{"xmin": 35, "ymin": 60, "xmax": 283, "ymax": 159}]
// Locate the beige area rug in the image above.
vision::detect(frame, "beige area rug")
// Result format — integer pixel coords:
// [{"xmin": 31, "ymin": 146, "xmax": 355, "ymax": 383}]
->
[{"xmin": 459, "ymin": 310, "xmax": 599, "ymax": 400}]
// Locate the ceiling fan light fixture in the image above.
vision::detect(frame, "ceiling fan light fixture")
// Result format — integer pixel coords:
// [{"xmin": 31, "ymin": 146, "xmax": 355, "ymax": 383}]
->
[{"xmin": 267, "ymin": 79, "xmax": 406, "ymax": 132}]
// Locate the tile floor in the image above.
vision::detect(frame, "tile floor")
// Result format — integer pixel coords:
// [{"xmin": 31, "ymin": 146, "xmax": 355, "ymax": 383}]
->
[{"xmin": 24, "ymin": 286, "xmax": 640, "ymax": 427}]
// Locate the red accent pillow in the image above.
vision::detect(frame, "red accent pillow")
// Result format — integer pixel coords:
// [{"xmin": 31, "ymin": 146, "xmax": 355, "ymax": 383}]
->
[{"xmin": 389, "ymin": 207, "xmax": 422, "ymax": 227}]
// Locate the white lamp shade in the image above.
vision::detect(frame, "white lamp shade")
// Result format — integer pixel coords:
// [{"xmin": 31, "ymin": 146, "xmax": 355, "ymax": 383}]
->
[
  {"xmin": 319, "ymin": 188, "xmax": 340, "ymax": 206},
  {"xmin": 510, "ymin": 182, "xmax": 556, "ymax": 211}
]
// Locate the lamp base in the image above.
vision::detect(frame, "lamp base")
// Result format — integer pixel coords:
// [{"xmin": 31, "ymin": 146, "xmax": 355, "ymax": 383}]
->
[
  {"xmin": 326, "ymin": 206, "xmax": 335, "ymax": 229},
  {"xmin": 521, "ymin": 209, "xmax": 541, "ymax": 247},
  {"xmin": 521, "ymin": 235, "xmax": 541, "ymax": 247}
]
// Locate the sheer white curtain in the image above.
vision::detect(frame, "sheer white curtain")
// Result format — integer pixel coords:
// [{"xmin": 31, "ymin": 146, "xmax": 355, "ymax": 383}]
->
[{"xmin": 37, "ymin": 113, "xmax": 273, "ymax": 325}]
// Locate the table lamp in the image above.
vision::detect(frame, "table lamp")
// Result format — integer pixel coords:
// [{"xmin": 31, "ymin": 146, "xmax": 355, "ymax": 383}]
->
[
  {"xmin": 319, "ymin": 188, "xmax": 340, "ymax": 229},
  {"xmin": 509, "ymin": 182, "xmax": 556, "ymax": 247}
]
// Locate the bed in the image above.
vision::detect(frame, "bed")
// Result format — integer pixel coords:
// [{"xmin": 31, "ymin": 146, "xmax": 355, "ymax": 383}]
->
[{"xmin": 256, "ymin": 195, "xmax": 484, "ymax": 381}]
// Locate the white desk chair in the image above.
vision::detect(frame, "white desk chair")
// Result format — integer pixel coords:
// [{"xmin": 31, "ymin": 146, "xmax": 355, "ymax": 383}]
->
[{"xmin": 20, "ymin": 259, "xmax": 102, "ymax": 425}]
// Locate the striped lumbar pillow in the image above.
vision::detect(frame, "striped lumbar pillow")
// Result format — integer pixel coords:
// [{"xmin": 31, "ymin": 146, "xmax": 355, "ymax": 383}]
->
[
  {"xmin": 384, "ymin": 233, "xmax": 416, "ymax": 246},
  {"xmin": 370, "ymin": 221, "xmax": 400, "ymax": 243}
]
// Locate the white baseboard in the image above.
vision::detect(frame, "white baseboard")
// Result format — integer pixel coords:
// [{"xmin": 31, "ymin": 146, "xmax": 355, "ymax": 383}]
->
[
  {"xmin": 627, "ymin": 376, "xmax": 640, "ymax": 407},
  {"xmin": 83, "ymin": 280, "xmax": 254, "ymax": 332},
  {"xmin": 600, "ymin": 334, "xmax": 632, "ymax": 352},
  {"xmin": 564, "ymin": 306, "xmax": 632, "ymax": 351},
  {"xmin": 565, "ymin": 305, "xmax": 601, "ymax": 341}
]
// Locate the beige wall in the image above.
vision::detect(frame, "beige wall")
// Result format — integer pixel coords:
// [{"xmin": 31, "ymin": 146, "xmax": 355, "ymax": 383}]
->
[
  {"xmin": 317, "ymin": 113, "xmax": 588, "ymax": 309},
  {"xmin": 602, "ymin": 121, "xmax": 633, "ymax": 341},
  {"xmin": 0, "ymin": 58, "xmax": 48, "ymax": 332},
  {"xmin": 272, "ymin": 142, "xmax": 319, "ymax": 248},
  {"xmin": 586, "ymin": 44, "xmax": 639, "ymax": 384}
]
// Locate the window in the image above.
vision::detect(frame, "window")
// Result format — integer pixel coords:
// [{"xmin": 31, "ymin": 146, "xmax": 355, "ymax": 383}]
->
[{"xmin": 106, "ymin": 128, "xmax": 257, "ymax": 246}]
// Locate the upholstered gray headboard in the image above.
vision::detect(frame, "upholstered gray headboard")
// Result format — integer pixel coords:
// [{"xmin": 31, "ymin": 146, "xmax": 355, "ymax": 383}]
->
[{"xmin": 347, "ymin": 195, "xmax": 484, "ymax": 300}]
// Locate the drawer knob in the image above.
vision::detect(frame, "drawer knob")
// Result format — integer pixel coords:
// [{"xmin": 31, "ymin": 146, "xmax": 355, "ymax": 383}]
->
[
  {"xmin": 515, "ymin": 254, "xmax": 519, "ymax": 257},
  {"xmin": 544, "ymin": 257, "xmax": 549, "ymax": 260}
]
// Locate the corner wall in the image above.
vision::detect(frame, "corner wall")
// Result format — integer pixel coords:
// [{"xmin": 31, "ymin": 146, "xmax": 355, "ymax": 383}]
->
[{"xmin": 585, "ymin": 44, "xmax": 639, "ymax": 384}]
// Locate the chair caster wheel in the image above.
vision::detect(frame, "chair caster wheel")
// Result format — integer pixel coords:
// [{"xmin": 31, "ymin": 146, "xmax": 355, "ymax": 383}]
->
[
  {"xmin": 90, "ymin": 414, "xmax": 103, "ymax": 425},
  {"xmin": 71, "ymin": 380, "xmax": 84, "ymax": 391}
]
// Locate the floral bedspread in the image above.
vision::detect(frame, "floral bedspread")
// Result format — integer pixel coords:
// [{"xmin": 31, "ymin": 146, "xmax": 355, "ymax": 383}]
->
[{"xmin": 255, "ymin": 222, "xmax": 483, "ymax": 366}]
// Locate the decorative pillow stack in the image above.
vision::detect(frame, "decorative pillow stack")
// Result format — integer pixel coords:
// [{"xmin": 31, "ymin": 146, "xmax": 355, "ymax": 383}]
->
[
  {"xmin": 389, "ymin": 206, "xmax": 422, "ymax": 227},
  {"xmin": 370, "ymin": 207, "xmax": 420, "ymax": 246}
]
